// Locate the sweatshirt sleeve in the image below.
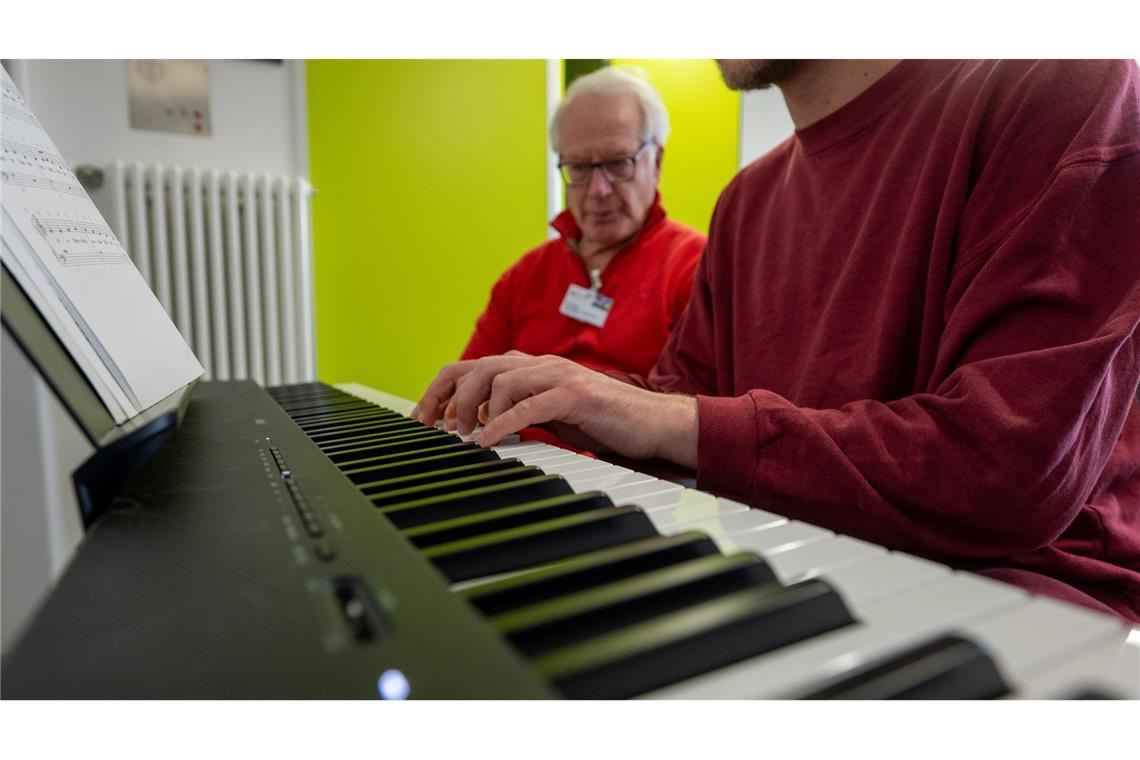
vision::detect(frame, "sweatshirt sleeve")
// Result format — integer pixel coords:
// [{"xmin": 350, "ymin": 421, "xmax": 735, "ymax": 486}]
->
[{"xmin": 697, "ymin": 152, "xmax": 1140, "ymax": 560}]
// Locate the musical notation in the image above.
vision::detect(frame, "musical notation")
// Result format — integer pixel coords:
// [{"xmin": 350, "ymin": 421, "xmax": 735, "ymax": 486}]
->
[
  {"xmin": 32, "ymin": 216, "xmax": 132, "ymax": 268},
  {"xmin": 1, "ymin": 81, "xmax": 39, "ymax": 126},
  {"xmin": 1, "ymin": 169, "xmax": 85, "ymax": 197},
  {"xmin": 2, "ymin": 138, "xmax": 76, "ymax": 179}
]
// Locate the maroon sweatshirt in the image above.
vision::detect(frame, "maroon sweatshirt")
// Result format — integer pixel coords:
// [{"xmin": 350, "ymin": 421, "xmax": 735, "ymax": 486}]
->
[{"xmin": 623, "ymin": 60, "xmax": 1140, "ymax": 621}]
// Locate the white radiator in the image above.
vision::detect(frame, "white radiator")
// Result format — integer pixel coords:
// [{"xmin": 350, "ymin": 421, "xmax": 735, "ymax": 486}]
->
[{"xmin": 100, "ymin": 161, "xmax": 316, "ymax": 386}]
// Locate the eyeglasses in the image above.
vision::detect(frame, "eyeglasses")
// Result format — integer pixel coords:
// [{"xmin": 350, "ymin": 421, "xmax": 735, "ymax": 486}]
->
[{"xmin": 558, "ymin": 141, "xmax": 654, "ymax": 186}]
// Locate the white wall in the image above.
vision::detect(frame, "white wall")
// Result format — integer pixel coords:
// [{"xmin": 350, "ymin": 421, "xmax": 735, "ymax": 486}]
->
[
  {"xmin": 739, "ymin": 86, "xmax": 796, "ymax": 168},
  {"xmin": 0, "ymin": 58, "xmax": 308, "ymax": 652}
]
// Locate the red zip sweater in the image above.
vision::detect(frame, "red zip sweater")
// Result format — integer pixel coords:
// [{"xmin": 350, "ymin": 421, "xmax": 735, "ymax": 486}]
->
[
  {"xmin": 461, "ymin": 195, "xmax": 705, "ymax": 375},
  {"xmin": 622, "ymin": 60, "xmax": 1140, "ymax": 621}
]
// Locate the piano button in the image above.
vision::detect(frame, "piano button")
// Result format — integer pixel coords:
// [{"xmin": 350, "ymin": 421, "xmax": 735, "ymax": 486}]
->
[
  {"xmin": 423, "ymin": 504, "xmax": 658, "ymax": 583},
  {"xmin": 954, "ymin": 595, "xmax": 1129, "ymax": 686},
  {"xmin": 761, "ymin": 535, "xmax": 886, "ymax": 584},
  {"xmin": 356, "ymin": 459, "xmax": 525, "ymax": 495},
  {"xmin": 462, "ymin": 532, "xmax": 723, "ymax": 616},
  {"xmin": 313, "ymin": 539, "xmax": 338, "ymax": 561},
  {"xmin": 643, "ymin": 571, "xmax": 1027, "ymax": 700},
  {"xmin": 645, "ymin": 491, "xmax": 747, "ymax": 533},
  {"xmin": 535, "ymin": 579, "xmax": 855, "ymax": 699},
  {"xmin": 496, "ymin": 552, "xmax": 781, "ymax": 658},
  {"xmin": 340, "ymin": 442, "xmax": 484, "ymax": 475},
  {"xmin": 712, "ymin": 520, "xmax": 833, "ymax": 556},
  {"xmin": 800, "ymin": 634, "xmax": 1011, "ymax": 699},
  {"xmin": 343, "ymin": 447, "xmax": 500, "ymax": 483},
  {"xmin": 368, "ymin": 465, "xmax": 545, "ymax": 508},
  {"xmin": 401, "ymin": 488, "xmax": 607, "ymax": 547}
]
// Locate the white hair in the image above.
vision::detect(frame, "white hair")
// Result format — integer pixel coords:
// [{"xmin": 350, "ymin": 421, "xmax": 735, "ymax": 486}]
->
[{"xmin": 550, "ymin": 65, "xmax": 671, "ymax": 154}]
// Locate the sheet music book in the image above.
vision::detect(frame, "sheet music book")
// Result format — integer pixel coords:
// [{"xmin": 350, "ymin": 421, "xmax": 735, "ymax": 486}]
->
[{"xmin": 1, "ymin": 67, "xmax": 203, "ymax": 422}]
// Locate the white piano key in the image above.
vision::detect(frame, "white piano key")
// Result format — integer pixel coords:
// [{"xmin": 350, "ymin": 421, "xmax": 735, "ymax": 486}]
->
[
  {"xmin": 491, "ymin": 442, "xmax": 552, "ymax": 458},
  {"xmin": 567, "ymin": 469, "xmax": 658, "ymax": 492},
  {"xmin": 656, "ymin": 503, "xmax": 787, "ymax": 536},
  {"xmin": 536, "ymin": 458, "xmax": 613, "ymax": 477},
  {"xmin": 815, "ymin": 550, "xmax": 951, "ymax": 608},
  {"xmin": 642, "ymin": 571, "xmax": 1029, "ymax": 700},
  {"xmin": 713, "ymin": 520, "xmax": 833, "ymax": 556},
  {"xmin": 604, "ymin": 480, "xmax": 684, "ymax": 508},
  {"xmin": 1013, "ymin": 633, "xmax": 1140, "ymax": 698},
  {"xmin": 953, "ymin": 595, "xmax": 1129, "ymax": 685},
  {"xmin": 515, "ymin": 451, "xmax": 584, "ymax": 467},
  {"xmin": 762, "ymin": 535, "xmax": 887, "ymax": 585},
  {"xmin": 562, "ymin": 465, "xmax": 630, "ymax": 486},
  {"xmin": 646, "ymin": 491, "xmax": 746, "ymax": 533}
]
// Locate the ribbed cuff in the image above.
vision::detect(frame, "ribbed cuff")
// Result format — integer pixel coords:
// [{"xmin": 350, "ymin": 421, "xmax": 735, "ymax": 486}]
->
[{"xmin": 696, "ymin": 393, "xmax": 761, "ymax": 503}]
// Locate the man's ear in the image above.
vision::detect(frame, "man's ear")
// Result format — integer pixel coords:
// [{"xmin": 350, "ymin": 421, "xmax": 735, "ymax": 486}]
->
[{"xmin": 654, "ymin": 145, "xmax": 665, "ymax": 177}]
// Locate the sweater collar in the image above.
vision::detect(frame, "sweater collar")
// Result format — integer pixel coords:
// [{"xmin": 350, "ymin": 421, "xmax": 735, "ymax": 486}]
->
[
  {"xmin": 794, "ymin": 60, "xmax": 945, "ymax": 157},
  {"xmin": 550, "ymin": 192, "xmax": 667, "ymax": 243}
]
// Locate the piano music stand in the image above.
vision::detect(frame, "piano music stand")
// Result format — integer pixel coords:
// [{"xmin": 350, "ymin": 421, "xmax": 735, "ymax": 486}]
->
[{"xmin": 1, "ymin": 263, "xmax": 195, "ymax": 530}]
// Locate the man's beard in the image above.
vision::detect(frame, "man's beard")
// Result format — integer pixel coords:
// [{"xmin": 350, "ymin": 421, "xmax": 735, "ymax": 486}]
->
[{"xmin": 716, "ymin": 60, "xmax": 803, "ymax": 91}]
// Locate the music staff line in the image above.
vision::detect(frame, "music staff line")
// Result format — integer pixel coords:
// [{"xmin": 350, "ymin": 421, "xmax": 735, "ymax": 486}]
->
[{"xmin": 1, "ymin": 170, "xmax": 85, "ymax": 197}]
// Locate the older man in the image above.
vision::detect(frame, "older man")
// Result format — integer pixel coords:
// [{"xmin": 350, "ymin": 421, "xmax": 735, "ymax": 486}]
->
[
  {"xmin": 459, "ymin": 66, "xmax": 705, "ymax": 377},
  {"xmin": 417, "ymin": 60, "xmax": 1140, "ymax": 623}
]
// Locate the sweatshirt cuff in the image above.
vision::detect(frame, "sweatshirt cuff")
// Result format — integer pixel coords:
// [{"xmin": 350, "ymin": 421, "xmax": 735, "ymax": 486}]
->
[{"xmin": 696, "ymin": 393, "xmax": 761, "ymax": 503}]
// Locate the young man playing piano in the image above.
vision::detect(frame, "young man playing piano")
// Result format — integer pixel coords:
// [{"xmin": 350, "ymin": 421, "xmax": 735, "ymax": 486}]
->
[{"xmin": 415, "ymin": 59, "xmax": 1140, "ymax": 624}]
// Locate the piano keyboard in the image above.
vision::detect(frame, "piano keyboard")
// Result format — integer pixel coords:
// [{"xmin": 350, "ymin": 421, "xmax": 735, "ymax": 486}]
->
[{"xmin": 266, "ymin": 381, "xmax": 1139, "ymax": 699}]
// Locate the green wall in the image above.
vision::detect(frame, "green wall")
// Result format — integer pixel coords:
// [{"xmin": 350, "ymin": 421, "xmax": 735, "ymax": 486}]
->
[
  {"xmin": 612, "ymin": 59, "xmax": 740, "ymax": 233},
  {"xmin": 306, "ymin": 60, "xmax": 548, "ymax": 399}
]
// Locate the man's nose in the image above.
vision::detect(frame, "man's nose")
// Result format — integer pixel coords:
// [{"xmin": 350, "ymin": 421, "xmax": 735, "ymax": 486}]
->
[{"xmin": 586, "ymin": 166, "xmax": 614, "ymax": 196}]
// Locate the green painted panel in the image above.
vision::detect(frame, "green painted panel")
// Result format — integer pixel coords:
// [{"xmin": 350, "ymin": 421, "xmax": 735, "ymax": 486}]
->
[
  {"xmin": 305, "ymin": 60, "xmax": 548, "ymax": 400},
  {"xmin": 612, "ymin": 59, "xmax": 740, "ymax": 233}
]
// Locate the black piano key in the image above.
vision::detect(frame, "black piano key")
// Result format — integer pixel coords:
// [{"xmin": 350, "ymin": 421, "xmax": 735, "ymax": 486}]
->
[
  {"xmin": 308, "ymin": 418, "xmax": 423, "ymax": 443},
  {"xmin": 323, "ymin": 428, "xmax": 450, "ymax": 458},
  {"xmin": 800, "ymin": 634, "xmax": 1011, "ymax": 699},
  {"xmin": 322, "ymin": 432, "xmax": 464, "ymax": 463},
  {"xmin": 463, "ymin": 532, "xmax": 724, "ymax": 616},
  {"xmin": 497, "ymin": 552, "xmax": 781, "ymax": 657},
  {"xmin": 297, "ymin": 409, "xmax": 402, "ymax": 431},
  {"xmin": 369, "ymin": 465, "xmax": 545, "ymax": 508},
  {"xmin": 399, "ymin": 486, "xmax": 598, "ymax": 545},
  {"xmin": 279, "ymin": 397, "xmax": 371, "ymax": 416},
  {"xmin": 342, "ymin": 447, "xmax": 501, "ymax": 483},
  {"xmin": 423, "ymin": 504, "xmax": 658, "ymax": 583},
  {"xmin": 534, "ymin": 579, "xmax": 856, "ymax": 699},
  {"xmin": 339, "ymin": 442, "xmax": 485, "ymax": 475},
  {"xmin": 356, "ymin": 459, "xmax": 526, "ymax": 495}
]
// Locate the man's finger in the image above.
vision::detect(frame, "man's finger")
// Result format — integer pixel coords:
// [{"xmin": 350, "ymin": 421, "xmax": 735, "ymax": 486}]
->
[{"xmin": 414, "ymin": 360, "xmax": 474, "ymax": 424}]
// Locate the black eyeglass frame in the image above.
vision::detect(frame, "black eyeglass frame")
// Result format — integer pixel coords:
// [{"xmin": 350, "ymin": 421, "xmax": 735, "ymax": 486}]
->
[{"xmin": 557, "ymin": 141, "xmax": 656, "ymax": 186}]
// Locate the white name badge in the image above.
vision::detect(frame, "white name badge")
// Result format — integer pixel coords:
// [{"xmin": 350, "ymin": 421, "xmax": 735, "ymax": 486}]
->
[{"xmin": 559, "ymin": 283, "xmax": 614, "ymax": 328}]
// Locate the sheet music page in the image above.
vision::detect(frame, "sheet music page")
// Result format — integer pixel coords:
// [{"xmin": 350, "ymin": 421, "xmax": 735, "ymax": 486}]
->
[{"xmin": 1, "ymin": 68, "xmax": 203, "ymax": 422}]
